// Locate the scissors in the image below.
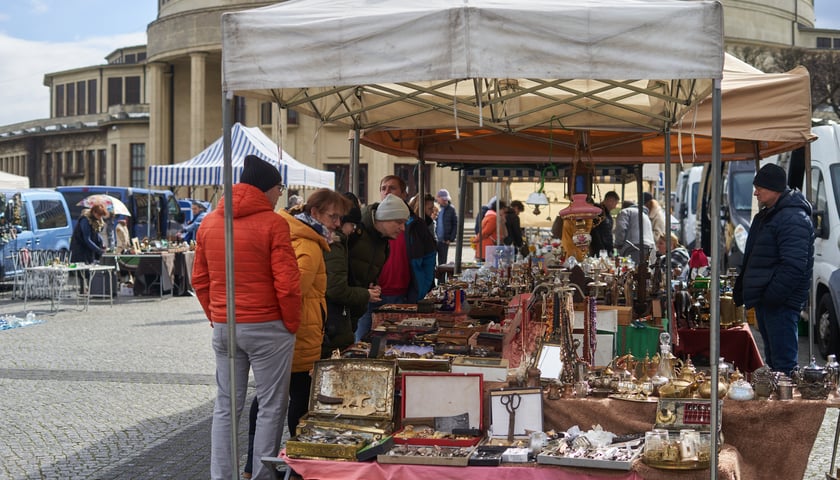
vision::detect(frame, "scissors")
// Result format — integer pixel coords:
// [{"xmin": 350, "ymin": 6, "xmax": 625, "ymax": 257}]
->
[{"xmin": 500, "ymin": 393, "xmax": 521, "ymax": 443}]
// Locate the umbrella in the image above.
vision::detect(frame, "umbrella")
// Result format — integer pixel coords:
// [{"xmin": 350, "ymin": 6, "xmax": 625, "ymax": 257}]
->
[{"xmin": 77, "ymin": 194, "xmax": 132, "ymax": 216}]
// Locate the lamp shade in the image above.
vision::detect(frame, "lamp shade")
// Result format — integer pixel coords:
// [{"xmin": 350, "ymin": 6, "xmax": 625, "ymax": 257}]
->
[
  {"xmin": 558, "ymin": 193, "xmax": 601, "ymax": 220},
  {"xmin": 526, "ymin": 191, "xmax": 549, "ymax": 206}
]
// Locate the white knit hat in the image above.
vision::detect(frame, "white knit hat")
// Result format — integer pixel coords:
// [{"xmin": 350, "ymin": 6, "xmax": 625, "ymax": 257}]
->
[{"xmin": 375, "ymin": 194, "xmax": 410, "ymax": 221}]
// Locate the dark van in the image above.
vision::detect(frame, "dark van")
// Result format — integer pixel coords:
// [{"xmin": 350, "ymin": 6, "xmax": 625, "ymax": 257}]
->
[{"xmin": 55, "ymin": 186, "xmax": 183, "ymax": 241}]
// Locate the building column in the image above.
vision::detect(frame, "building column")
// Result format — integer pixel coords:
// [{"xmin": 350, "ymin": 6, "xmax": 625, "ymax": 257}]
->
[
  {"xmin": 148, "ymin": 62, "xmax": 168, "ymax": 168},
  {"xmin": 190, "ymin": 52, "xmax": 207, "ymax": 156}
]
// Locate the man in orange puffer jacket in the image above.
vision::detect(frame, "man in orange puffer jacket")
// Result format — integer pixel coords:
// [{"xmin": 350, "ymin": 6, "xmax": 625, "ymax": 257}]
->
[{"xmin": 193, "ymin": 155, "xmax": 301, "ymax": 480}]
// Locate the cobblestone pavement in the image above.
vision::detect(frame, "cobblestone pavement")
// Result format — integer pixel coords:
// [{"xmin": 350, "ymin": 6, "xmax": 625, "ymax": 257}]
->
[{"xmin": 0, "ymin": 288, "xmax": 837, "ymax": 479}]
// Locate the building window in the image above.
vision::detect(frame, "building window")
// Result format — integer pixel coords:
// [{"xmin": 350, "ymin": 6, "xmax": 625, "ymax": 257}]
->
[
  {"xmin": 325, "ymin": 163, "xmax": 369, "ymax": 205},
  {"xmin": 55, "ymin": 85, "xmax": 65, "ymax": 117},
  {"xmin": 87, "ymin": 150, "xmax": 96, "ymax": 184},
  {"xmin": 260, "ymin": 102, "xmax": 273, "ymax": 125},
  {"xmin": 66, "ymin": 83, "xmax": 75, "ymax": 116},
  {"xmin": 87, "ymin": 79, "xmax": 97, "ymax": 114},
  {"xmin": 108, "ymin": 77, "xmax": 123, "ymax": 106},
  {"xmin": 98, "ymin": 149, "xmax": 107, "ymax": 185},
  {"xmin": 76, "ymin": 81, "xmax": 86, "ymax": 115},
  {"xmin": 394, "ymin": 163, "xmax": 432, "ymax": 199},
  {"xmin": 43, "ymin": 152, "xmax": 52, "ymax": 186},
  {"xmin": 234, "ymin": 96, "xmax": 246, "ymax": 124},
  {"xmin": 125, "ymin": 53, "xmax": 136, "ymax": 64},
  {"xmin": 125, "ymin": 76, "xmax": 141, "ymax": 104},
  {"xmin": 288, "ymin": 108, "xmax": 299, "ymax": 125},
  {"xmin": 817, "ymin": 37, "xmax": 832, "ymax": 49},
  {"xmin": 75, "ymin": 150, "xmax": 84, "ymax": 174},
  {"xmin": 55, "ymin": 152, "xmax": 63, "ymax": 185},
  {"xmin": 130, "ymin": 143, "xmax": 146, "ymax": 187},
  {"xmin": 137, "ymin": 52, "xmax": 146, "ymax": 62}
]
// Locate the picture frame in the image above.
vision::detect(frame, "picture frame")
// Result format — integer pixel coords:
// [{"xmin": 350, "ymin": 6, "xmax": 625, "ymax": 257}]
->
[{"xmin": 536, "ymin": 343, "xmax": 563, "ymax": 381}]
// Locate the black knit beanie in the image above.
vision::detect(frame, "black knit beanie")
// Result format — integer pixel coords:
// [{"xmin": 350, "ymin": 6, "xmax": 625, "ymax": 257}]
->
[
  {"xmin": 753, "ymin": 164, "xmax": 786, "ymax": 193},
  {"xmin": 240, "ymin": 155, "xmax": 282, "ymax": 192}
]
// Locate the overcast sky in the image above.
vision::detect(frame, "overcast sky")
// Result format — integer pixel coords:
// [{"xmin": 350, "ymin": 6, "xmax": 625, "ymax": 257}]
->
[{"xmin": 1, "ymin": 0, "xmax": 840, "ymax": 127}]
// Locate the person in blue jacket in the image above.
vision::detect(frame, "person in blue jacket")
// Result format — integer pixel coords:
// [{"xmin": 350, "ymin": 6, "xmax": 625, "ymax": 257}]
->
[
  {"xmin": 435, "ymin": 189, "xmax": 458, "ymax": 264},
  {"xmin": 179, "ymin": 201, "xmax": 207, "ymax": 243},
  {"xmin": 734, "ymin": 164, "xmax": 814, "ymax": 374}
]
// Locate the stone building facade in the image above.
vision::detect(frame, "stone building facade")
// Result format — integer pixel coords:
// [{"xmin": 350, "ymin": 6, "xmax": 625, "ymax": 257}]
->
[{"xmin": 0, "ymin": 0, "xmax": 835, "ymax": 210}]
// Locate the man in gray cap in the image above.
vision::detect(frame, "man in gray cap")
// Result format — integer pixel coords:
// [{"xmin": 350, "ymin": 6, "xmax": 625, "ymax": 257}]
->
[
  {"xmin": 734, "ymin": 163, "xmax": 814, "ymax": 373},
  {"xmin": 193, "ymin": 154, "xmax": 301, "ymax": 480},
  {"xmin": 350, "ymin": 192, "xmax": 410, "ymax": 341},
  {"xmin": 435, "ymin": 188, "xmax": 458, "ymax": 264}
]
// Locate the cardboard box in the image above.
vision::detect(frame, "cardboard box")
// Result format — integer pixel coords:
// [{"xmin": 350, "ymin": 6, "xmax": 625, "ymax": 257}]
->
[
  {"xmin": 537, "ymin": 440, "xmax": 642, "ymax": 470},
  {"xmin": 378, "ymin": 444, "xmax": 475, "ymax": 466},
  {"xmin": 574, "ymin": 308, "xmax": 618, "ymax": 332},
  {"xmin": 394, "ymin": 372, "xmax": 484, "ymax": 447},
  {"xmin": 572, "ymin": 332, "xmax": 615, "ymax": 367}
]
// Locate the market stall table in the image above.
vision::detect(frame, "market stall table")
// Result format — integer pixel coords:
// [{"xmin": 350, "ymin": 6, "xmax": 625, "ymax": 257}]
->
[
  {"xmin": 275, "ymin": 395, "xmax": 834, "ymax": 480},
  {"xmin": 101, "ymin": 253, "xmax": 176, "ymax": 297},
  {"xmin": 673, "ymin": 324, "xmax": 764, "ymax": 373},
  {"xmin": 22, "ymin": 263, "xmax": 115, "ymax": 312}
]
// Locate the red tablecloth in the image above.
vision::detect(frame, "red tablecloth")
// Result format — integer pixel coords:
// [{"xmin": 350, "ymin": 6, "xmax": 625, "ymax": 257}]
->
[
  {"xmin": 673, "ymin": 323, "xmax": 764, "ymax": 373},
  {"xmin": 281, "ymin": 451, "xmax": 639, "ymax": 480}
]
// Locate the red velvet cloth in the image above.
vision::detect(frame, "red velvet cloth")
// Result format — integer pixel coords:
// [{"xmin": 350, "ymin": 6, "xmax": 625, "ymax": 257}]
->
[
  {"xmin": 282, "ymin": 451, "xmax": 640, "ymax": 480},
  {"xmin": 673, "ymin": 323, "xmax": 764, "ymax": 373}
]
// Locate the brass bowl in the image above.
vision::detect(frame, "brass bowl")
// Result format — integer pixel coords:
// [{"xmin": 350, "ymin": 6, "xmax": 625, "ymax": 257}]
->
[{"xmin": 658, "ymin": 380, "xmax": 693, "ymax": 398}]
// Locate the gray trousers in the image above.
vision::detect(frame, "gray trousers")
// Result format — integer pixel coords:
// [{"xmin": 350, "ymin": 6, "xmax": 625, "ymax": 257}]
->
[{"xmin": 210, "ymin": 321, "xmax": 295, "ymax": 480}]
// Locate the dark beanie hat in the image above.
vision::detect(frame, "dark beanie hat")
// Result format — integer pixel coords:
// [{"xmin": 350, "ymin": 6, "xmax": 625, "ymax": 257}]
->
[
  {"xmin": 753, "ymin": 164, "xmax": 787, "ymax": 193},
  {"xmin": 341, "ymin": 192, "xmax": 362, "ymax": 225},
  {"xmin": 240, "ymin": 155, "xmax": 282, "ymax": 192},
  {"xmin": 642, "ymin": 192, "xmax": 652, "ymax": 204}
]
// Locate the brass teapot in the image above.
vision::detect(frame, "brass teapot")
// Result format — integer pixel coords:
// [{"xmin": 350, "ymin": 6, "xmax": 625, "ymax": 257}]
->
[{"xmin": 696, "ymin": 372, "xmax": 728, "ymax": 399}]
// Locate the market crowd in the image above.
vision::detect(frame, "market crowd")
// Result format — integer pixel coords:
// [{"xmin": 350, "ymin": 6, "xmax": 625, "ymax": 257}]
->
[{"xmin": 191, "ymin": 155, "xmax": 471, "ymax": 480}]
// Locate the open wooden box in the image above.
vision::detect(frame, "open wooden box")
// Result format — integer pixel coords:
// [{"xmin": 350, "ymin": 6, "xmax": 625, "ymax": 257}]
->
[
  {"xmin": 393, "ymin": 372, "xmax": 484, "ymax": 447},
  {"xmin": 286, "ymin": 358, "xmax": 396, "ymax": 460},
  {"xmin": 488, "ymin": 387, "xmax": 544, "ymax": 445}
]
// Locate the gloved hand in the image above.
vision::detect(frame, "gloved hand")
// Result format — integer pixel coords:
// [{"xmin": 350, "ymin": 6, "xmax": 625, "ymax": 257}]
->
[{"xmin": 733, "ymin": 273, "xmax": 744, "ymax": 307}]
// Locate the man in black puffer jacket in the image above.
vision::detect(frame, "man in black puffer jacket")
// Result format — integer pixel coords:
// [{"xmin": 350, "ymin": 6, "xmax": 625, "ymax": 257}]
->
[{"xmin": 734, "ymin": 164, "xmax": 814, "ymax": 373}]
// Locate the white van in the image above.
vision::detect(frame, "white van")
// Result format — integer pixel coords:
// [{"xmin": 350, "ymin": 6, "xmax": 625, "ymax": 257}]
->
[
  {"xmin": 791, "ymin": 125, "xmax": 840, "ymax": 358},
  {"xmin": 674, "ymin": 165, "xmax": 702, "ymax": 249}
]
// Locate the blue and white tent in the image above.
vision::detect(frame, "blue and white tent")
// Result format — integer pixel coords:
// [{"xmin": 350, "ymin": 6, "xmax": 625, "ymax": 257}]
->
[{"xmin": 148, "ymin": 123, "xmax": 334, "ymax": 189}]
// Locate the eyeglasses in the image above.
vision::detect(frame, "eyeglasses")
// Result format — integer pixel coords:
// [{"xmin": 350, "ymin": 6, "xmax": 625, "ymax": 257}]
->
[{"xmin": 276, "ymin": 184, "xmax": 286, "ymax": 194}]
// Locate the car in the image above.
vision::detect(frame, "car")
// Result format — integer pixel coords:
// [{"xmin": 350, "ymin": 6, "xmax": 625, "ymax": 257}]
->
[{"xmin": 0, "ymin": 188, "xmax": 73, "ymax": 280}]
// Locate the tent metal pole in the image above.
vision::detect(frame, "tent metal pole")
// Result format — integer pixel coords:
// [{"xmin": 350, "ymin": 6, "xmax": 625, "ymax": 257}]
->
[
  {"xmin": 806, "ymin": 143, "xmax": 814, "ymax": 360},
  {"xmin": 454, "ymin": 169, "xmax": 467, "ymax": 275},
  {"xmin": 709, "ymin": 78, "xmax": 722, "ymax": 480},
  {"xmin": 222, "ymin": 92, "xmax": 239, "ymax": 480},
  {"xmin": 664, "ymin": 131, "xmax": 673, "ymax": 334},
  {"xmin": 350, "ymin": 128, "xmax": 361, "ymax": 196}
]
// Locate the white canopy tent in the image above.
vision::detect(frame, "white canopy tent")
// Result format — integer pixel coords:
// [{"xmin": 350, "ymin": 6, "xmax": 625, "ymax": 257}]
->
[
  {"xmin": 221, "ymin": 0, "xmax": 726, "ymax": 476},
  {"xmin": 0, "ymin": 171, "xmax": 30, "ymax": 189},
  {"xmin": 147, "ymin": 122, "xmax": 334, "ymax": 189}
]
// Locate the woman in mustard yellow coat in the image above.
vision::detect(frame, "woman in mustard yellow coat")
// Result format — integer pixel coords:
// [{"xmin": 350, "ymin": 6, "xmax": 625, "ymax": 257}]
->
[{"xmin": 244, "ymin": 188, "xmax": 350, "ymax": 478}]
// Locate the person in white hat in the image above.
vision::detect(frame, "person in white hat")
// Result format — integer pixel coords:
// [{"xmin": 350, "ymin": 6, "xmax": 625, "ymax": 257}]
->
[{"xmin": 435, "ymin": 188, "xmax": 458, "ymax": 264}]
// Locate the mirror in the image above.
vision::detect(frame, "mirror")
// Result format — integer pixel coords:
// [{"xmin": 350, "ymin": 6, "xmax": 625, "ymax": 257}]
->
[{"xmin": 536, "ymin": 343, "xmax": 563, "ymax": 381}]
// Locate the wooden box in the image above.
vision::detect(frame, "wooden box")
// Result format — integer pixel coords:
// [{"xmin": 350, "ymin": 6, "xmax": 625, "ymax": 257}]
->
[
  {"xmin": 488, "ymin": 387, "xmax": 543, "ymax": 444},
  {"xmin": 451, "ymin": 356, "xmax": 509, "ymax": 382},
  {"xmin": 394, "ymin": 372, "xmax": 484, "ymax": 447},
  {"xmin": 286, "ymin": 359, "xmax": 396, "ymax": 460}
]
